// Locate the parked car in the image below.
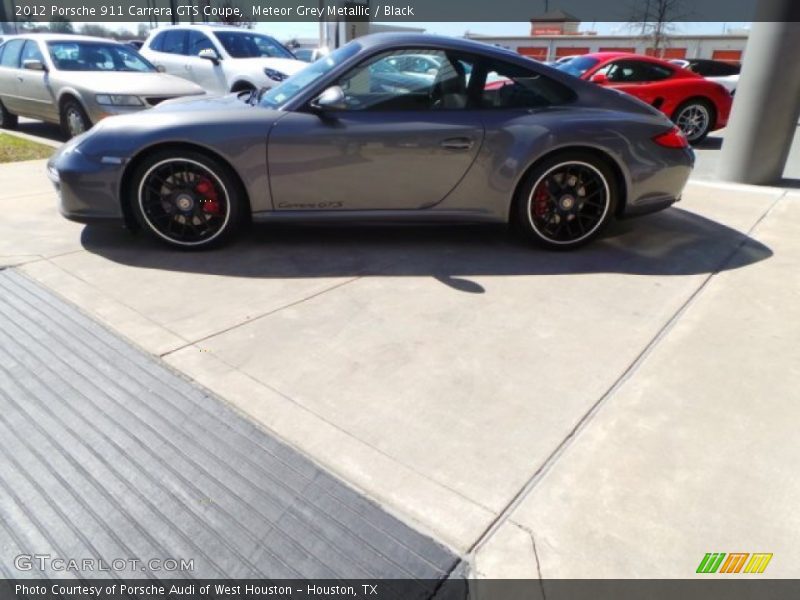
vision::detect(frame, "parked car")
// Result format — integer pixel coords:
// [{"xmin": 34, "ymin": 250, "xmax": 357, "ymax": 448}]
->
[
  {"xmin": 293, "ymin": 47, "xmax": 329, "ymax": 63},
  {"xmin": 546, "ymin": 55, "xmax": 578, "ymax": 66},
  {"xmin": 670, "ymin": 58, "xmax": 741, "ymax": 95},
  {"xmin": 670, "ymin": 58, "xmax": 740, "ymax": 77},
  {"xmin": 0, "ymin": 34, "xmax": 205, "ymax": 137},
  {"xmin": 123, "ymin": 40, "xmax": 144, "ymax": 51},
  {"xmin": 140, "ymin": 25, "xmax": 306, "ymax": 95},
  {"xmin": 49, "ymin": 34, "xmax": 693, "ymax": 250},
  {"xmin": 556, "ymin": 52, "xmax": 732, "ymax": 143}
]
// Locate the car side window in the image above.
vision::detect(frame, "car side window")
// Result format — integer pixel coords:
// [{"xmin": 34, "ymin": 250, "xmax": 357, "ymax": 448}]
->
[
  {"xmin": 480, "ymin": 61, "xmax": 575, "ymax": 109},
  {"xmin": 334, "ymin": 49, "xmax": 472, "ymax": 111},
  {"xmin": 0, "ymin": 39, "xmax": 24, "ymax": 68},
  {"xmin": 188, "ymin": 31, "xmax": 215, "ymax": 56},
  {"xmin": 149, "ymin": 32, "xmax": 165, "ymax": 52},
  {"xmin": 606, "ymin": 60, "xmax": 673, "ymax": 83},
  {"xmin": 20, "ymin": 40, "xmax": 44, "ymax": 65},
  {"xmin": 161, "ymin": 30, "xmax": 187, "ymax": 55}
]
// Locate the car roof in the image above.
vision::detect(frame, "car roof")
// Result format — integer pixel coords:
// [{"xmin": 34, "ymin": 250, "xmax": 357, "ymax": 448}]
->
[
  {"xmin": 152, "ymin": 24, "xmax": 266, "ymax": 33},
  {"xmin": 352, "ymin": 33, "xmax": 531, "ymax": 62}
]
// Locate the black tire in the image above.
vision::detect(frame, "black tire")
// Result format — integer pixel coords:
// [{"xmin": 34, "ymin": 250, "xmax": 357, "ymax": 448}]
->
[
  {"xmin": 672, "ymin": 99, "xmax": 715, "ymax": 144},
  {"xmin": 231, "ymin": 82, "xmax": 256, "ymax": 94},
  {"xmin": 0, "ymin": 99, "xmax": 18, "ymax": 130},
  {"xmin": 130, "ymin": 149, "xmax": 245, "ymax": 249},
  {"xmin": 514, "ymin": 151, "xmax": 619, "ymax": 250},
  {"xmin": 59, "ymin": 97, "xmax": 92, "ymax": 138}
]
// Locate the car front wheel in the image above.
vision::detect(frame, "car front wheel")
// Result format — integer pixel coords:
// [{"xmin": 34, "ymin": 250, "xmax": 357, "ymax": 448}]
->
[
  {"xmin": 516, "ymin": 152, "xmax": 618, "ymax": 250},
  {"xmin": 60, "ymin": 99, "xmax": 92, "ymax": 138},
  {"xmin": 673, "ymin": 99, "xmax": 714, "ymax": 144},
  {"xmin": 131, "ymin": 150, "xmax": 245, "ymax": 249}
]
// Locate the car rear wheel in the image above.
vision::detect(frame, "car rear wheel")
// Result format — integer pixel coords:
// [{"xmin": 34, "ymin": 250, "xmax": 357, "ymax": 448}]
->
[
  {"xmin": 60, "ymin": 99, "xmax": 92, "ymax": 138},
  {"xmin": 0, "ymin": 100, "xmax": 18, "ymax": 130},
  {"xmin": 673, "ymin": 99, "xmax": 714, "ymax": 144},
  {"xmin": 516, "ymin": 152, "xmax": 618, "ymax": 250},
  {"xmin": 131, "ymin": 150, "xmax": 244, "ymax": 249}
]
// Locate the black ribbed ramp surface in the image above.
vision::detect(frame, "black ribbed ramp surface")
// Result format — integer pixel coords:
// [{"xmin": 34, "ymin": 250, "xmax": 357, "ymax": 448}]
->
[{"xmin": 0, "ymin": 269, "xmax": 458, "ymax": 596}]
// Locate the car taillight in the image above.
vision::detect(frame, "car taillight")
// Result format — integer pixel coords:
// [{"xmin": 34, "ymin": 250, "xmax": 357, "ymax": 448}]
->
[{"xmin": 653, "ymin": 126, "xmax": 689, "ymax": 149}]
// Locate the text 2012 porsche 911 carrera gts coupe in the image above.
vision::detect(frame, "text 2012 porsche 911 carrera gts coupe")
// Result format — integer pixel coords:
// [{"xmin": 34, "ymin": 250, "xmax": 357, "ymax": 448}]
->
[{"xmin": 48, "ymin": 33, "xmax": 695, "ymax": 250}]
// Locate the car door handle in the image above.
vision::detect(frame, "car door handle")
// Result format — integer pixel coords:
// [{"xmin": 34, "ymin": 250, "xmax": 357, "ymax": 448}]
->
[{"xmin": 440, "ymin": 137, "xmax": 474, "ymax": 150}]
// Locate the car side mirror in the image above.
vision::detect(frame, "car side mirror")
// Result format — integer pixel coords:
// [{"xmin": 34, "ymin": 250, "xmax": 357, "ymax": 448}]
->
[
  {"xmin": 590, "ymin": 73, "xmax": 609, "ymax": 84},
  {"xmin": 198, "ymin": 48, "xmax": 220, "ymax": 65},
  {"xmin": 156, "ymin": 64, "xmax": 166, "ymax": 73},
  {"xmin": 310, "ymin": 86, "xmax": 347, "ymax": 112},
  {"xmin": 23, "ymin": 59, "xmax": 47, "ymax": 72}
]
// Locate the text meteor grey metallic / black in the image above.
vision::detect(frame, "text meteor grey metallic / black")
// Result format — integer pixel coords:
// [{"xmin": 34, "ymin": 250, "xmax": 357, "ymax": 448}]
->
[{"xmin": 48, "ymin": 33, "xmax": 694, "ymax": 250}]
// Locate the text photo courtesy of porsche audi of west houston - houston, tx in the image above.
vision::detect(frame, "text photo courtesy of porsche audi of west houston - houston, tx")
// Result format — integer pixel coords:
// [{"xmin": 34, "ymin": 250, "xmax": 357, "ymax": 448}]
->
[{"xmin": 1, "ymin": 0, "xmax": 799, "ymax": 599}]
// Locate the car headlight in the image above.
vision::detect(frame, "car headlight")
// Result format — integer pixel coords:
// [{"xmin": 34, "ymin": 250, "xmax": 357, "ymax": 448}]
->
[
  {"xmin": 264, "ymin": 68, "xmax": 288, "ymax": 82},
  {"xmin": 95, "ymin": 94, "xmax": 144, "ymax": 106}
]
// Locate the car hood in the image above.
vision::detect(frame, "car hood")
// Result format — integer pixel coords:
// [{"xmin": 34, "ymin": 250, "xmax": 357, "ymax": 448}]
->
[
  {"xmin": 230, "ymin": 57, "xmax": 307, "ymax": 75},
  {"xmin": 72, "ymin": 92, "xmax": 284, "ymax": 158},
  {"xmin": 149, "ymin": 92, "xmax": 254, "ymax": 113},
  {"xmin": 55, "ymin": 71, "xmax": 205, "ymax": 96}
]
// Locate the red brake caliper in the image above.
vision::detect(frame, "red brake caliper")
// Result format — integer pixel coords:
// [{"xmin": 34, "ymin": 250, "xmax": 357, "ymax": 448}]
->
[
  {"xmin": 195, "ymin": 177, "xmax": 221, "ymax": 215},
  {"xmin": 533, "ymin": 182, "xmax": 549, "ymax": 218}
]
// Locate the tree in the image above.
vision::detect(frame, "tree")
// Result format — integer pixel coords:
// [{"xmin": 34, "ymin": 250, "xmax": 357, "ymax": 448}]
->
[
  {"xmin": 629, "ymin": 0, "xmax": 690, "ymax": 57},
  {"xmin": 213, "ymin": 0, "xmax": 254, "ymax": 28},
  {"xmin": 49, "ymin": 16, "xmax": 74, "ymax": 34}
]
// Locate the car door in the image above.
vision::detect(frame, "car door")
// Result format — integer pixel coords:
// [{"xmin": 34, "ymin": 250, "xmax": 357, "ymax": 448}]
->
[
  {"xmin": 0, "ymin": 39, "xmax": 25, "ymax": 113},
  {"xmin": 15, "ymin": 40, "xmax": 54, "ymax": 120},
  {"xmin": 185, "ymin": 30, "xmax": 227, "ymax": 94},
  {"xmin": 267, "ymin": 49, "xmax": 484, "ymax": 211}
]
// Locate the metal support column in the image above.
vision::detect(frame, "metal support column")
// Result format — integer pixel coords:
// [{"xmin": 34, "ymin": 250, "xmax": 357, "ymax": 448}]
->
[{"xmin": 718, "ymin": 2, "xmax": 800, "ymax": 184}]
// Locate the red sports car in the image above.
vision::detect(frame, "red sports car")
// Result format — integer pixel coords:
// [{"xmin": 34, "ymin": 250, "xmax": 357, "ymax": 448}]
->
[{"xmin": 555, "ymin": 53, "xmax": 732, "ymax": 143}]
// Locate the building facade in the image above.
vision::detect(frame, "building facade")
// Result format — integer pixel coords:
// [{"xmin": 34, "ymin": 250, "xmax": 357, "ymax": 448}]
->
[{"xmin": 466, "ymin": 33, "xmax": 748, "ymax": 63}]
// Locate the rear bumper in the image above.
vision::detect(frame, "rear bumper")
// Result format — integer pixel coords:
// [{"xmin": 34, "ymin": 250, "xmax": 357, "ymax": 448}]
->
[
  {"xmin": 48, "ymin": 145, "xmax": 126, "ymax": 224},
  {"xmin": 621, "ymin": 146, "xmax": 694, "ymax": 218}
]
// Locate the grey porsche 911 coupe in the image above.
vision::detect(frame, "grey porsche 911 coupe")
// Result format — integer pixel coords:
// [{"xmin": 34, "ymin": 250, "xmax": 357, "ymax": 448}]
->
[{"xmin": 48, "ymin": 33, "xmax": 694, "ymax": 250}]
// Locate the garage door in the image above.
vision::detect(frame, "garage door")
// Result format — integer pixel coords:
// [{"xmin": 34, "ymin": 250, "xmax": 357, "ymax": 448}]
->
[
  {"xmin": 712, "ymin": 50, "xmax": 743, "ymax": 62},
  {"xmin": 555, "ymin": 47, "xmax": 589, "ymax": 57},
  {"xmin": 599, "ymin": 47, "xmax": 636, "ymax": 53},
  {"xmin": 518, "ymin": 47, "xmax": 547, "ymax": 61},
  {"xmin": 647, "ymin": 47, "xmax": 687, "ymax": 59}
]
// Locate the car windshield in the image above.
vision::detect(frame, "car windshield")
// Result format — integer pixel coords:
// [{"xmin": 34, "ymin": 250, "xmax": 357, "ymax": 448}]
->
[
  {"xmin": 47, "ymin": 41, "xmax": 156, "ymax": 72},
  {"xmin": 260, "ymin": 43, "xmax": 360, "ymax": 109},
  {"xmin": 213, "ymin": 32, "xmax": 294, "ymax": 59},
  {"xmin": 554, "ymin": 56, "xmax": 599, "ymax": 77}
]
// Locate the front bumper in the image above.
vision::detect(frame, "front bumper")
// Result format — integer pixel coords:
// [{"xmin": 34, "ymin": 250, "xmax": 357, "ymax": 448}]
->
[{"xmin": 48, "ymin": 144, "xmax": 126, "ymax": 224}]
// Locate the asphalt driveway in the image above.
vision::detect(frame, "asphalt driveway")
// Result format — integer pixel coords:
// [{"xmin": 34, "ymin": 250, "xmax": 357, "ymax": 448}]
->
[{"xmin": 1, "ymin": 156, "xmax": 798, "ymax": 578}]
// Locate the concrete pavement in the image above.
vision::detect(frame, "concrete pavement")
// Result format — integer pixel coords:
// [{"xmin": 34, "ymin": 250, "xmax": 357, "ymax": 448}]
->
[{"xmin": 1, "ymin": 156, "xmax": 797, "ymax": 578}]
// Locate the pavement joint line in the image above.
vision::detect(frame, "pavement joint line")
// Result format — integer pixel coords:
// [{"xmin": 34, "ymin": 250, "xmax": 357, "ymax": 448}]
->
[
  {"xmin": 530, "ymin": 530, "xmax": 547, "ymax": 594},
  {"xmin": 465, "ymin": 188, "xmax": 788, "ymax": 561},
  {"xmin": 183, "ymin": 340, "xmax": 498, "ymax": 530},
  {"xmin": 160, "ymin": 274, "xmax": 365, "ymax": 357},
  {"xmin": 35, "ymin": 256, "xmax": 192, "ymax": 351}
]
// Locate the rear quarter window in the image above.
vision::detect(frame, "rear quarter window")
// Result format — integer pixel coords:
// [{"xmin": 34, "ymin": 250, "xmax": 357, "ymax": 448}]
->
[{"xmin": 481, "ymin": 62, "xmax": 576, "ymax": 109}]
